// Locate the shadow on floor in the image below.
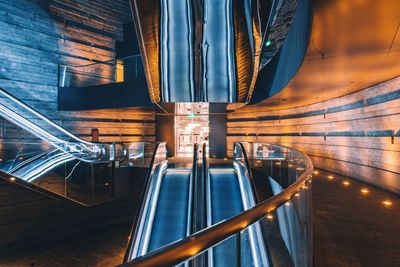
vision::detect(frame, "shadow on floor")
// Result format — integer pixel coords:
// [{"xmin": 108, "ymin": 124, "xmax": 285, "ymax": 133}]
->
[{"xmin": 0, "ymin": 223, "xmax": 131, "ymax": 267}]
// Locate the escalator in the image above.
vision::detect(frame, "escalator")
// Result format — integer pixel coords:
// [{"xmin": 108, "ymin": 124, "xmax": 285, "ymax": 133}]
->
[
  {"xmin": 125, "ymin": 144, "xmax": 197, "ymax": 261},
  {"xmin": 0, "ymin": 87, "xmax": 131, "ymax": 201},
  {"xmin": 140, "ymin": 168, "xmax": 192, "ymax": 254},
  {"xmin": 207, "ymin": 163, "xmax": 269, "ymax": 267},
  {"xmin": 4, "ymin": 150, "xmax": 74, "ymax": 182},
  {"xmin": 125, "ymin": 143, "xmax": 270, "ymax": 266},
  {"xmin": 207, "ymin": 168, "xmax": 245, "ymax": 266}
]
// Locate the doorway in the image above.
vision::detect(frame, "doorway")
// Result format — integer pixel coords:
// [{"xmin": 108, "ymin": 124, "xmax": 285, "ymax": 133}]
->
[{"xmin": 175, "ymin": 103, "xmax": 209, "ymax": 157}]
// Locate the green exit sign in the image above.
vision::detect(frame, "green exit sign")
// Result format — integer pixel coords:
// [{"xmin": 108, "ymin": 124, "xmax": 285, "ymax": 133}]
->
[{"xmin": 188, "ymin": 113, "xmax": 196, "ymax": 119}]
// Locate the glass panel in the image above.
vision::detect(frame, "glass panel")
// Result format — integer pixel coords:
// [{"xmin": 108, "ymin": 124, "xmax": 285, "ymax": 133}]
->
[
  {"xmin": 58, "ymin": 55, "xmax": 144, "ymax": 88},
  {"xmin": 0, "ymin": 88, "xmax": 124, "ymax": 162},
  {"xmin": 180, "ymin": 142, "xmax": 312, "ymax": 267},
  {"xmin": 0, "ymin": 115, "xmax": 156, "ymax": 205},
  {"xmin": 183, "ymin": 183, "xmax": 312, "ymax": 267}
]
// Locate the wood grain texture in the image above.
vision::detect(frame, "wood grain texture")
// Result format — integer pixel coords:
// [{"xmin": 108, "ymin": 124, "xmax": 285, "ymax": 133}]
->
[
  {"xmin": 228, "ymin": 76, "xmax": 400, "ymax": 193},
  {"xmin": 0, "ymin": 0, "xmax": 155, "ymax": 142}
]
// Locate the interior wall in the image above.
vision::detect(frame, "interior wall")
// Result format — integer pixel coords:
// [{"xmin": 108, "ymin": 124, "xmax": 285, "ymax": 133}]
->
[
  {"xmin": 0, "ymin": 0, "xmax": 155, "ymax": 143},
  {"xmin": 228, "ymin": 76, "xmax": 400, "ymax": 194},
  {"xmin": 209, "ymin": 104, "xmax": 227, "ymax": 158}
]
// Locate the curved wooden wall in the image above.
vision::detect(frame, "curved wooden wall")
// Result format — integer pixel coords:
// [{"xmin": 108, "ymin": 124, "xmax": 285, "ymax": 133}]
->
[{"xmin": 228, "ymin": 76, "xmax": 400, "ymax": 193}]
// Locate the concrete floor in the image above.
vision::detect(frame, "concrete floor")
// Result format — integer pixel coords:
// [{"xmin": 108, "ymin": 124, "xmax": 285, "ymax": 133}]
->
[
  {"xmin": 0, "ymin": 169, "xmax": 399, "ymax": 267},
  {"xmin": 313, "ymin": 169, "xmax": 400, "ymax": 267},
  {"xmin": 0, "ymin": 223, "xmax": 132, "ymax": 267}
]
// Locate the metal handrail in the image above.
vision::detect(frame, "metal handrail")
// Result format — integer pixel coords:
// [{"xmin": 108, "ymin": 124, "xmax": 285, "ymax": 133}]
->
[
  {"xmin": 202, "ymin": 142, "xmax": 208, "ymax": 231},
  {"xmin": 59, "ymin": 54, "xmax": 142, "ymax": 69},
  {"xmin": 121, "ymin": 142, "xmax": 313, "ymax": 267},
  {"xmin": 236, "ymin": 142, "xmax": 260, "ymax": 203},
  {"xmin": 190, "ymin": 143, "xmax": 199, "ymax": 235},
  {"xmin": 123, "ymin": 142, "xmax": 166, "ymax": 263},
  {"xmin": 0, "ymin": 87, "xmax": 127, "ymax": 162}
]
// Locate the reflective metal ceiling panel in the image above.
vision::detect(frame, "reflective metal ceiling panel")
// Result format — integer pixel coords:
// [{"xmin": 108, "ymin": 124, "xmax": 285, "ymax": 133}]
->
[
  {"xmin": 130, "ymin": 0, "xmax": 277, "ymax": 103},
  {"xmin": 248, "ymin": 0, "xmax": 400, "ymax": 110}
]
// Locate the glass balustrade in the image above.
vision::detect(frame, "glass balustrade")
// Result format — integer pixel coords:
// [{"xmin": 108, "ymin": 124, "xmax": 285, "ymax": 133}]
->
[
  {"xmin": 58, "ymin": 55, "xmax": 144, "ymax": 88},
  {"xmin": 0, "ymin": 86, "xmax": 157, "ymax": 205}
]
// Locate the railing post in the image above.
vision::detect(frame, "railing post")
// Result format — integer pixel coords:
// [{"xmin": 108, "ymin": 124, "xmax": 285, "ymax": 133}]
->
[{"xmin": 58, "ymin": 65, "xmax": 67, "ymax": 87}]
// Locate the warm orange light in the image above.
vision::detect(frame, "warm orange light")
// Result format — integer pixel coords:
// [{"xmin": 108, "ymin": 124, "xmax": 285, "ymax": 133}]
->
[
  {"xmin": 188, "ymin": 246, "xmax": 201, "ymax": 256},
  {"xmin": 313, "ymin": 170, "xmax": 319, "ymax": 175},
  {"xmin": 342, "ymin": 181, "xmax": 350, "ymax": 186},
  {"xmin": 10, "ymin": 177, "xmax": 16, "ymax": 182},
  {"xmin": 294, "ymin": 193, "xmax": 300, "ymax": 197},
  {"xmin": 275, "ymin": 162, "xmax": 281, "ymax": 165},
  {"xmin": 382, "ymin": 200, "xmax": 393, "ymax": 207},
  {"xmin": 360, "ymin": 188, "xmax": 369, "ymax": 195},
  {"xmin": 327, "ymin": 175, "xmax": 334, "ymax": 180},
  {"xmin": 266, "ymin": 214, "xmax": 274, "ymax": 220},
  {"xmin": 116, "ymin": 59, "xmax": 124, "ymax": 82},
  {"xmin": 240, "ymin": 221, "xmax": 249, "ymax": 228},
  {"xmin": 285, "ymin": 202, "xmax": 291, "ymax": 206},
  {"xmin": 223, "ymin": 157, "xmax": 228, "ymax": 161}
]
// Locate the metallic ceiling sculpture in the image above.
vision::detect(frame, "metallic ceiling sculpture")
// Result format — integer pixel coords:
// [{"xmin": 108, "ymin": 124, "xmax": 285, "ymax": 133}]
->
[{"xmin": 130, "ymin": 0, "xmax": 298, "ymax": 103}]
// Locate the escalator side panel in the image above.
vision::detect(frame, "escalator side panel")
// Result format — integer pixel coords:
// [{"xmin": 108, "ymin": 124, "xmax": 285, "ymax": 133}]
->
[
  {"xmin": 147, "ymin": 170, "xmax": 192, "ymax": 252},
  {"xmin": 210, "ymin": 170, "xmax": 243, "ymax": 222},
  {"xmin": 209, "ymin": 169, "xmax": 245, "ymax": 267}
]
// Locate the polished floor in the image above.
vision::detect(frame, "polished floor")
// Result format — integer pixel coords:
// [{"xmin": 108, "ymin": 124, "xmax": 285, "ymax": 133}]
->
[
  {"xmin": 313, "ymin": 169, "xmax": 400, "ymax": 267},
  {"xmin": 0, "ymin": 170, "xmax": 399, "ymax": 266}
]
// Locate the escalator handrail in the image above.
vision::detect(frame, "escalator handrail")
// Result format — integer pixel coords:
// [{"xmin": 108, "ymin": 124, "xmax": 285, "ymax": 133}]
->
[
  {"xmin": 190, "ymin": 143, "xmax": 199, "ymax": 234},
  {"xmin": 202, "ymin": 142, "xmax": 208, "ymax": 230},
  {"xmin": 120, "ymin": 142, "xmax": 313, "ymax": 267},
  {"xmin": 0, "ymin": 87, "xmax": 127, "ymax": 162},
  {"xmin": 7, "ymin": 151, "xmax": 51, "ymax": 174},
  {"xmin": 123, "ymin": 142, "xmax": 167, "ymax": 263},
  {"xmin": 235, "ymin": 142, "xmax": 260, "ymax": 203},
  {"xmin": 0, "ymin": 87, "xmax": 93, "ymax": 145}
]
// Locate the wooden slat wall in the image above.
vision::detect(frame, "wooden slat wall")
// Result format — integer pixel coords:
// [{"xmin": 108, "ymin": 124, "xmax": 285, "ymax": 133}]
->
[
  {"xmin": 228, "ymin": 76, "xmax": 400, "ymax": 193},
  {"xmin": 0, "ymin": 0, "xmax": 155, "ymax": 142}
]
